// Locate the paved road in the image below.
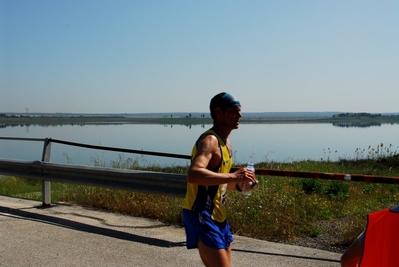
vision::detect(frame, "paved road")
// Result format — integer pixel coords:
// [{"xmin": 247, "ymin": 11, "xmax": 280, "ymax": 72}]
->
[{"xmin": 0, "ymin": 195, "xmax": 341, "ymax": 267}]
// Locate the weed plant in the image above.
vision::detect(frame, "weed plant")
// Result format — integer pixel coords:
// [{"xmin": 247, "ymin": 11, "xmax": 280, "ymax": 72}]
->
[{"xmin": 1, "ymin": 144, "xmax": 399, "ymax": 250}]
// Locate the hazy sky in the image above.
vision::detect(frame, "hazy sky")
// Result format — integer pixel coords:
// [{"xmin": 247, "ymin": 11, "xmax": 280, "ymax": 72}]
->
[{"xmin": 1, "ymin": 1, "xmax": 398, "ymax": 114}]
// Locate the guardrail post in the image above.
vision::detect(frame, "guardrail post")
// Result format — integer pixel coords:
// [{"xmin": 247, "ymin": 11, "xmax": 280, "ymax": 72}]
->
[{"xmin": 41, "ymin": 138, "xmax": 52, "ymax": 207}]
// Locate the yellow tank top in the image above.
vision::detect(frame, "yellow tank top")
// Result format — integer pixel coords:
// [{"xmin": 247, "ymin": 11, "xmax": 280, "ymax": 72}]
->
[{"xmin": 182, "ymin": 129, "xmax": 233, "ymax": 222}]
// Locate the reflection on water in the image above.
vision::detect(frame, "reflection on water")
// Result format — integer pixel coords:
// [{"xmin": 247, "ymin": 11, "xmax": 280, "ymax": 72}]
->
[
  {"xmin": 333, "ymin": 122, "xmax": 382, "ymax": 128},
  {"xmin": 2, "ymin": 120, "xmax": 399, "ymax": 130},
  {"xmin": 163, "ymin": 124, "xmax": 207, "ymax": 129}
]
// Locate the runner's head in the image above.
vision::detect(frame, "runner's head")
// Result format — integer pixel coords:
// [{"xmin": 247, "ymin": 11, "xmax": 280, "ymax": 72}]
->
[{"xmin": 210, "ymin": 92, "xmax": 241, "ymax": 119}]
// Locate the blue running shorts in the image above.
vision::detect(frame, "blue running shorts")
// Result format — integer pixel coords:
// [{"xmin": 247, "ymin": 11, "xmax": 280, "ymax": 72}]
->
[{"xmin": 182, "ymin": 209, "xmax": 233, "ymax": 250}]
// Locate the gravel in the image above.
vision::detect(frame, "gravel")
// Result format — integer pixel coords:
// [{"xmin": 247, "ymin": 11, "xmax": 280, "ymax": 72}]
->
[{"xmin": 278, "ymin": 219, "xmax": 352, "ymax": 254}]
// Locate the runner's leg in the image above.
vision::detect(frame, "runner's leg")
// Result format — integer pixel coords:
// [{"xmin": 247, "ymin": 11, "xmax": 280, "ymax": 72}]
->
[{"xmin": 197, "ymin": 238, "xmax": 231, "ymax": 267}]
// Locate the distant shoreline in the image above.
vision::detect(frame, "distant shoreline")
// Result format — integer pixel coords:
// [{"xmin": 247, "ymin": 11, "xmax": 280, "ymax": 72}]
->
[{"xmin": 1, "ymin": 114, "xmax": 399, "ymax": 125}]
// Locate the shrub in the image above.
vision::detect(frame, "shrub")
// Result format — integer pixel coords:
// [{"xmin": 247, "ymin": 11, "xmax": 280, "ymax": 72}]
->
[
  {"xmin": 301, "ymin": 179, "xmax": 324, "ymax": 194},
  {"xmin": 326, "ymin": 181, "xmax": 350, "ymax": 201}
]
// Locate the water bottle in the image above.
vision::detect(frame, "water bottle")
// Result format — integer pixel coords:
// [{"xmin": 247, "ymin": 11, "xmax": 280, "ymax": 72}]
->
[{"xmin": 242, "ymin": 163, "xmax": 255, "ymax": 196}]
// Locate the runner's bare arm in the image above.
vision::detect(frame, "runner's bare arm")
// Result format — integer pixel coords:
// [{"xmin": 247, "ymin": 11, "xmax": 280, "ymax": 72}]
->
[{"xmin": 188, "ymin": 135, "xmax": 256, "ymax": 186}]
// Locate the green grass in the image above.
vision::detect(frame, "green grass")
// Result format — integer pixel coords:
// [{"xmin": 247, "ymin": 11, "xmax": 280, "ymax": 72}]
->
[{"xmin": 1, "ymin": 144, "xmax": 399, "ymax": 249}]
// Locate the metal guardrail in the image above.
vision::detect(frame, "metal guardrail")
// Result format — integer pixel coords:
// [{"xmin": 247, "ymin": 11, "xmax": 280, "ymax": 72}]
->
[
  {"xmin": 1, "ymin": 136, "xmax": 399, "ymax": 207},
  {"xmin": 0, "ymin": 158, "xmax": 187, "ymax": 198},
  {"xmin": 232, "ymin": 168, "xmax": 399, "ymax": 184},
  {"xmin": 0, "ymin": 136, "xmax": 191, "ymax": 206}
]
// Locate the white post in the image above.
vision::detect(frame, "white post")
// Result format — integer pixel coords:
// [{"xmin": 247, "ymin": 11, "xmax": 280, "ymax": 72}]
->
[{"xmin": 41, "ymin": 138, "xmax": 52, "ymax": 206}]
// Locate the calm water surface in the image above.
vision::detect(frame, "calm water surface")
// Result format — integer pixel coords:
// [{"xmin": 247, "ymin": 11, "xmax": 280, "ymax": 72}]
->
[{"xmin": 1, "ymin": 123, "xmax": 398, "ymax": 167}]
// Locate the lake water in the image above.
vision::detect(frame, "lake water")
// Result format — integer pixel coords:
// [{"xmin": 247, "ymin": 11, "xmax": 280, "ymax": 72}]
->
[{"xmin": 1, "ymin": 122, "xmax": 399, "ymax": 167}]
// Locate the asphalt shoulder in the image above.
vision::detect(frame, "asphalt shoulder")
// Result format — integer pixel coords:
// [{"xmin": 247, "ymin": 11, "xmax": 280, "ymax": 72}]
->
[{"xmin": 0, "ymin": 195, "xmax": 341, "ymax": 267}]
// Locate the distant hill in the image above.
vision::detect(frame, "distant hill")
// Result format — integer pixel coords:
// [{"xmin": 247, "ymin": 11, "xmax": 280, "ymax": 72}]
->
[
  {"xmin": 2, "ymin": 112, "xmax": 399, "ymax": 118},
  {"xmin": 242, "ymin": 112, "xmax": 339, "ymax": 118}
]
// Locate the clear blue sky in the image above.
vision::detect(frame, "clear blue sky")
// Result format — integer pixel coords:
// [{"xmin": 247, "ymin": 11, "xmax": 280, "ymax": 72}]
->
[{"xmin": 1, "ymin": 0, "xmax": 398, "ymax": 113}]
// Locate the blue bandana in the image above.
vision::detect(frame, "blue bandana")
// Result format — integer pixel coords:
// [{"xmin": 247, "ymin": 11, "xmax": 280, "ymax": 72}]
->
[{"xmin": 220, "ymin": 93, "xmax": 241, "ymax": 108}]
